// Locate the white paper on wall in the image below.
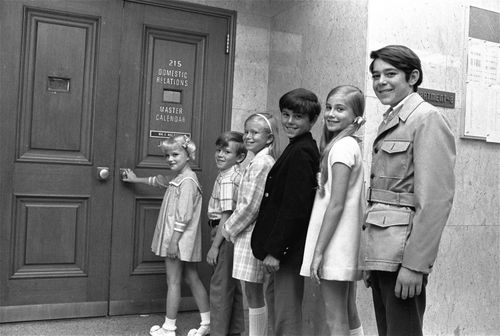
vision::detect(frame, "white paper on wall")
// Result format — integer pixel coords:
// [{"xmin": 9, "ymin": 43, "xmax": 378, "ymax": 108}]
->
[
  {"xmin": 464, "ymin": 38, "xmax": 500, "ymax": 143},
  {"xmin": 486, "ymin": 86, "xmax": 500, "ymax": 143}
]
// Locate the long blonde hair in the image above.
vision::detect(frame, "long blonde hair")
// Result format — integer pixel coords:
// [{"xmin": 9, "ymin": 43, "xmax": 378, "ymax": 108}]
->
[
  {"xmin": 245, "ymin": 112, "xmax": 281, "ymax": 159},
  {"xmin": 318, "ymin": 85, "xmax": 365, "ymax": 195}
]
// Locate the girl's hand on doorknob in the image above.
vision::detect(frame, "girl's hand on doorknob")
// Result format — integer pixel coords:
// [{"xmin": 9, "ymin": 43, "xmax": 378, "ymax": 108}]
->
[{"xmin": 121, "ymin": 168, "xmax": 137, "ymax": 182}]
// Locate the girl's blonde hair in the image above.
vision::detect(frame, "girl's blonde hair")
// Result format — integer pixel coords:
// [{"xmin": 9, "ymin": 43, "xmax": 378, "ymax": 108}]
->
[
  {"xmin": 318, "ymin": 85, "xmax": 365, "ymax": 195},
  {"xmin": 244, "ymin": 112, "xmax": 280, "ymax": 159},
  {"xmin": 159, "ymin": 134, "xmax": 197, "ymax": 161}
]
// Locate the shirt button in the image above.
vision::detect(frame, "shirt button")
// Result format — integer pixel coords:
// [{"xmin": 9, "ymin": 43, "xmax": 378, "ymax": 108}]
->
[
  {"xmin": 264, "ymin": 192, "xmax": 269, "ymax": 197},
  {"xmin": 370, "ymin": 174, "xmax": 375, "ymax": 179}
]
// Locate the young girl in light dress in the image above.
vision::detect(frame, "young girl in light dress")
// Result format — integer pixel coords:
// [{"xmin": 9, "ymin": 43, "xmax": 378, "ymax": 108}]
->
[
  {"xmin": 122, "ymin": 135, "xmax": 210, "ymax": 336},
  {"xmin": 300, "ymin": 86, "xmax": 366, "ymax": 336},
  {"xmin": 221, "ymin": 113, "xmax": 280, "ymax": 336}
]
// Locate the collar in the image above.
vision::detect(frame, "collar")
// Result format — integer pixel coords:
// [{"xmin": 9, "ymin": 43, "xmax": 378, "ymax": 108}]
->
[
  {"xmin": 169, "ymin": 169, "xmax": 200, "ymax": 190},
  {"xmin": 376, "ymin": 92, "xmax": 425, "ymax": 139},
  {"xmin": 289, "ymin": 131, "xmax": 313, "ymax": 143},
  {"xmin": 383, "ymin": 92, "xmax": 419, "ymax": 123},
  {"xmin": 251, "ymin": 146, "xmax": 270, "ymax": 162},
  {"xmin": 383, "ymin": 93, "xmax": 412, "ymax": 122},
  {"xmin": 392, "ymin": 92, "xmax": 412, "ymax": 111},
  {"xmin": 220, "ymin": 164, "xmax": 240, "ymax": 177},
  {"xmin": 397, "ymin": 92, "xmax": 424, "ymax": 122}
]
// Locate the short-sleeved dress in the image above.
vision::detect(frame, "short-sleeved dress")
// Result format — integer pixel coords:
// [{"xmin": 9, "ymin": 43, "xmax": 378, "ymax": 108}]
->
[
  {"xmin": 150, "ymin": 169, "xmax": 203, "ymax": 262},
  {"xmin": 224, "ymin": 148, "xmax": 275, "ymax": 283},
  {"xmin": 300, "ymin": 136, "xmax": 364, "ymax": 281}
]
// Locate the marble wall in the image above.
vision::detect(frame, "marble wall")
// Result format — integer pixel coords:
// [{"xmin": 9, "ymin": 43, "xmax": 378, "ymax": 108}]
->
[
  {"xmin": 180, "ymin": 0, "xmax": 278, "ymax": 133},
  {"xmin": 183, "ymin": 0, "xmax": 499, "ymax": 334},
  {"xmin": 267, "ymin": 0, "xmax": 368, "ymax": 152}
]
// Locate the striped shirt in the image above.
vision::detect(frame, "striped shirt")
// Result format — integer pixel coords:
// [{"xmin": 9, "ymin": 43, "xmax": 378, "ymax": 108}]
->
[{"xmin": 207, "ymin": 164, "xmax": 242, "ymax": 220}]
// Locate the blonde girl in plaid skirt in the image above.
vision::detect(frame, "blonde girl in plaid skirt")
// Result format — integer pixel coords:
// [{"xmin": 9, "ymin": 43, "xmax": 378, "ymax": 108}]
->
[{"xmin": 222, "ymin": 113, "xmax": 279, "ymax": 336}]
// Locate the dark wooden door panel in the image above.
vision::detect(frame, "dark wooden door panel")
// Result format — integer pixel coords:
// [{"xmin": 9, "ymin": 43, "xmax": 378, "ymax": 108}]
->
[
  {"xmin": 19, "ymin": 9, "xmax": 95, "ymax": 159},
  {"xmin": 0, "ymin": 0, "xmax": 122, "ymax": 322},
  {"xmin": 109, "ymin": 0, "xmax": 234, "ymax": 315}
]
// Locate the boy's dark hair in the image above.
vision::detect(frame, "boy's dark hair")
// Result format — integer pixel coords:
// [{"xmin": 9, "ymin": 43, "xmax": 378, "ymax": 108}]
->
[
  {"xmin": 279, "ymin": 88, "xmax": 321, "ymax": 121},
  {"xmin": 369, "ymin": 45, "xmax": 423, "ymax": 92},
  {"xmin": 215, "ymin": 131, "xmax": 247, "ymax": 157}
]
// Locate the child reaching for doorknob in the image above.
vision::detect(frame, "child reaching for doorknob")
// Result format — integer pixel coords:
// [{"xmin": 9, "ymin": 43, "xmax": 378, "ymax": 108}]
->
[{"xmin": 122, "ymin": 135, "xmax": 210, "ymax": 336}]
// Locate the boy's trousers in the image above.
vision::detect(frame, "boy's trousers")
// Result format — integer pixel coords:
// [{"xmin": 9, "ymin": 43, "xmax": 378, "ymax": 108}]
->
[
  {"xmin": 370, "ymin": 270, "xmax": 427, "ymax": 336},
  {"xmin": 265, "ymin": 264, "xmax": 304, "ymax": 336},
  {"xmin": 209, "ymin": 238, "xmax": 245, "ymax": 336}
]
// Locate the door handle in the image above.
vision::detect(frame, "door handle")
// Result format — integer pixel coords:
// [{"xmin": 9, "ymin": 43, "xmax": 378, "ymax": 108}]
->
[{"xmin": 97, "ymin": 167, "xmax": 110, "ymax": 181}]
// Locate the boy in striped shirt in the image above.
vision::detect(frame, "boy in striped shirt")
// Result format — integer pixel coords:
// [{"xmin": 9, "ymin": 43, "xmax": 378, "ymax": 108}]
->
[{"xmin": 205, "ymin": 131, "xmax": 247, "ymax": 336}]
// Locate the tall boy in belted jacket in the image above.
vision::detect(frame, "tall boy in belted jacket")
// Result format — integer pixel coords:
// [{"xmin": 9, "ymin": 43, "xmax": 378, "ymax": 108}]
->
[
  {"xmin": 362, "ymin": 45, "xmax": 456, "ymax": 336},
  {"xmin": 251, "ymin": 88, "xmax": 321, "ymax": 336}
]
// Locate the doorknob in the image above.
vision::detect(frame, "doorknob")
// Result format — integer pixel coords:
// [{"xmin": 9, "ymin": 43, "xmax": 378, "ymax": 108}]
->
[{"xmin": 97, "ymin": 167, "xmax": 110, "ymax": 181}]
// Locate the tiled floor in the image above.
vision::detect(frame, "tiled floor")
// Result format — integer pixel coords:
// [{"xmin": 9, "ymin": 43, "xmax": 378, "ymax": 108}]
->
[{"xmin": 0, "ymin": 311, "xmax": 230, "ymax": 336}]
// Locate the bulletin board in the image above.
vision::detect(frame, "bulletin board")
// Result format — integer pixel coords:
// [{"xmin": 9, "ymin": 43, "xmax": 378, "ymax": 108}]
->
[{"xmin": 463, "ymin": 6, "xmax": 500, "ymax": 143}]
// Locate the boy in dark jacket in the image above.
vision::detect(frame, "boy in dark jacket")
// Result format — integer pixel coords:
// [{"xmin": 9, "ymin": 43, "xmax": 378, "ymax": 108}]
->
[{"xmin": 251, "ymin": 88, "xmax": 321, "ymax": 336}]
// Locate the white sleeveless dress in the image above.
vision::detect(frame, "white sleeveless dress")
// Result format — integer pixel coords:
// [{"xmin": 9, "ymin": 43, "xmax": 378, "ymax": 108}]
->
[{"xmin": 300, "ymin": 136, "xmax": 364, "ymax": 281}]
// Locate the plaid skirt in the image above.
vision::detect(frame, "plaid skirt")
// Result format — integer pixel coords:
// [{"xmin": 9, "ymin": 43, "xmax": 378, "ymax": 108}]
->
[{"xmin": 232, "ymin": 225, "xmax": 264, "ymax": 283}]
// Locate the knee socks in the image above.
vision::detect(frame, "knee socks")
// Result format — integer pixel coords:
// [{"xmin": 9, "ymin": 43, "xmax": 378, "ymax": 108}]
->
[
  {"xmin": 350, "ymin": 325, "xmax": 365, "ymax": 336},
  {"xmin": 248, "ymin": 306, "xmax": 267, "ymax": 336}
]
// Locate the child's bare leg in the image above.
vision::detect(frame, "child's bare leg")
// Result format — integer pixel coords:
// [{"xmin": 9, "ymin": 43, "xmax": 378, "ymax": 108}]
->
[
  {"xmin": 245, "ymin": 281, "xmax": 267, "ymax": 336},
  {"xmin": 149, "ymin": 258, "xmax": 182, "ymax": 336},
  {"xmin": 184, "ymin": 262, "xmax": 210, "ymax": 313},
  {"xmin": 347, "ymin": 281, "xmax": 361, "ymax": 329},
  {"xmin": 321, "ymin": 280, "xmax": 349, "ymax": 336},
  {"xmin": 184, "ymin": 262, "xmax": 210, "ymax": 336},
  {"xmin": 165, "ymin": 258, "xmax": 184, "ymax": 319}
]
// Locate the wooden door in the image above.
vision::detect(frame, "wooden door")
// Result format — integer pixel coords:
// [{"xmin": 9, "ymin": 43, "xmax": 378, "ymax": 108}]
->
[
  {"xmin": 0, "ymin": 0, "xmax": 235, "ymax": 322},
  {"xmin": 0, "ymin": 0, "xmax": 122, "ymax": 322},
  {"xmin": 109, "ymin": 0, "xmax": 235, "ymax": 315}
]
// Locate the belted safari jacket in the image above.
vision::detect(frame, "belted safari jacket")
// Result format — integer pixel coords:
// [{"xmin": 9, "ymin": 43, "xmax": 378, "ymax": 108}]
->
[{"xmin": 362, "ymin": 93, "xmax": 456, "ymax": 274}]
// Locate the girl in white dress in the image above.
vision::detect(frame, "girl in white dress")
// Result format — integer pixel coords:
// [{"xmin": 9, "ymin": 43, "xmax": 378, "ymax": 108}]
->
[
  {"xmin": 300, "ymin": 86, "xmax": 366, "ymax": 336},
  {"xmin": 122, "ymin": 135, "xmax": 210, "ymax": 336}
]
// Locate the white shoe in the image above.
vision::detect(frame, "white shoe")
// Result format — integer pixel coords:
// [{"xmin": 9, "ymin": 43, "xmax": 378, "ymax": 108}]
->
[
  {"xmin": 150, "ymin": 325, "xmax": 176, "ymax": 336},
  {"xmin": 187, "ymin": 324, "xmax": 210, "ymax": 336}
]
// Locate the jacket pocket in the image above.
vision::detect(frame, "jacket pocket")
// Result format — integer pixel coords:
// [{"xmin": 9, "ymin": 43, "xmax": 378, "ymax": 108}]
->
[
  {"xmin": 380, "ymin": 140, "xmax": 410, "ymax": 153},
  {"xmin": 378, "ymin": 140, "xmax": 411, "ymax": 179},
  {"xmin": 364, "ymin": 208, "xmax": 412, "ymax": 264}
]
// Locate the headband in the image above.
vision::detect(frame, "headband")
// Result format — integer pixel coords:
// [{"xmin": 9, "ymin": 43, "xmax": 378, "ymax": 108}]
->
[{"xmin": 256, "ymin": 113, "xmax": 273, "ymax": 134}]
